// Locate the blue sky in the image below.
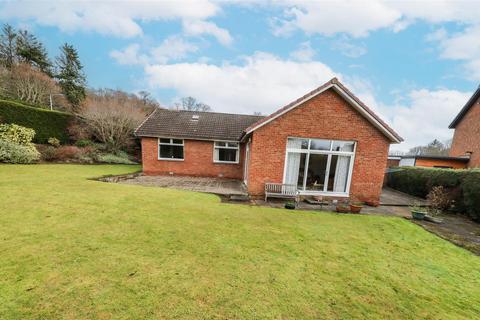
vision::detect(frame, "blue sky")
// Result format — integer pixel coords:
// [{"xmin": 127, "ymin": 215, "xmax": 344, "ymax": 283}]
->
[{"xmin": 1, "ymin": 1, "xmax": 479, "ymax": 151}]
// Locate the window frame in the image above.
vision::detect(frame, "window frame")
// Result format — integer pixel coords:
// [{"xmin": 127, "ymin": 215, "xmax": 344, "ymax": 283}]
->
[
  {"xmin": 213, "ymin": 141, "xmax": 240, "ymax": 164},
  {"xmin": 282, "ymin": 137, "xmax": 356, "ymax": 197},
  {"xmin": 158, "ymin": 138, "xmax": 184, "ymax": 161}
]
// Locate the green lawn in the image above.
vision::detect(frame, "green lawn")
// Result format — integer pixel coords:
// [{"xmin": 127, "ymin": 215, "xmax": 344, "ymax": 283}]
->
[{"xmin": 0, "ymin": 165, "xmax": 479, "ymax": 319}]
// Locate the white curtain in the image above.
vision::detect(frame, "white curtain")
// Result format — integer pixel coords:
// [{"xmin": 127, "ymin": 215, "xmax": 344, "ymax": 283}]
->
[
  {"xmin": 285, "ymin": 138, "xmax": 303, "ymax": 186},
  {"xmin": 333, "ymin": 156, "xmax": 350, "ymax": 192},
  {"xmin": 285, "ymin": 153, "xmax": 301, "ymax": 185}
]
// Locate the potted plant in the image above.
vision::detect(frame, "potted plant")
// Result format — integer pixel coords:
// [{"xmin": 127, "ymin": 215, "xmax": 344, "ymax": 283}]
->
[
  {"xmin": 410, "ymin": 203, "xmax": 427, "ymax": 220},
  {"xmin": 350, "ymin": 202, "xmax": 363, "ymax": 214},
  {"xmin": 335, "ymin": 202, "xmax": 350, "ymax": 213},
  {"xmin": 285, "ymin": 201, "xmax": 296, "ymax": 210}
]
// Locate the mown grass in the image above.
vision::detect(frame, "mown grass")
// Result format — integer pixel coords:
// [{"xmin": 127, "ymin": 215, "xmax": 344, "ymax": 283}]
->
[{"xmin": 0, "ymin": 164, "xmax": 479, "ymax": 319}]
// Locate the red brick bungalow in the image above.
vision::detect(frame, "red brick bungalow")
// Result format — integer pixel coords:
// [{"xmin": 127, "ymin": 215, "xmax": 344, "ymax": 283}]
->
[{"xmin": 135, "ymin": 78, "xmax": 403, "ymax": 204}]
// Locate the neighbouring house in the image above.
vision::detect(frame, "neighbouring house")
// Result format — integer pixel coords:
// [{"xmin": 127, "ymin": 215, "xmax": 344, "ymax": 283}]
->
[
  {"xmin": 397, "ymin": 155, "xmax": 469, "ymax": 169},
  {"xmin": 135, "ymin": 78, "xmax": 403, "ymax": 205},
  {"xmin": 387, "ymin": 155, "xmax": 401, "ymax": 167},
  {"xmin": 449, "ymin": 85, "xmax": 480, "ymax": 168}
]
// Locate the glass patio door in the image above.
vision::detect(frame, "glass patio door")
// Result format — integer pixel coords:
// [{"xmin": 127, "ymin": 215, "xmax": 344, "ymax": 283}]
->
[{"xmin": 284, "ymin": 138, "xmax": 355, "ymax": 195}]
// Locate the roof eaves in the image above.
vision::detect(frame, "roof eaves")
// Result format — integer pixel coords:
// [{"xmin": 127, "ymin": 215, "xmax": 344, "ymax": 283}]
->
[
  {"xmin": 134, "ymin": 108, "xmax": 159, "ymax": 136},
  {"xmin": 449, "ymin": 86, "xmax": 480, "ymax": 128}
]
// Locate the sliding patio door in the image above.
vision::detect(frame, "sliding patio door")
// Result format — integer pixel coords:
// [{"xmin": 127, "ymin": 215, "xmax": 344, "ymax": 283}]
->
[{"xmin": 284, "ymin": 138, "xmax": 355, "ymax": 196}]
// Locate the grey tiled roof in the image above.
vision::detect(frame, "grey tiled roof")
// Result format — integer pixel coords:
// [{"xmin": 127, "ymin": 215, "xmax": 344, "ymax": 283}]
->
[{"xmin": 135, "ymin": 109, "xmax": 264, "ymax": 141}]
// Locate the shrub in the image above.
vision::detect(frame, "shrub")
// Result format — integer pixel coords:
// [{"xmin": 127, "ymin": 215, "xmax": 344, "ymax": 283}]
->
[
  {"xmin": 388, "ymin": 167, "xmax": 480, "ymax": 221},
  {"xmin": 427, "ymin": 186, "xmax": 453, "ymax": 215},
  {"xmin": 75, "ymin": 139, "xmax": 93, "ymax": 148},
  {"xmin": 53, "ymin": 146, "xmax": 82, "ymax": 161},
  {"xmin": 47, "ymin": 137, "xmax": 60, "ymax": 147},
  {"xmin": 0, "ymin": 139, "xmax": 40, "ymax": 163},
  {"xmin": 95, "ymin": 152, "xmax": 136, "ymax": 164},
  {"xmin": 36, "ymin": 145, "xmax": 57, "ymax": 161},
  {"xmin": 0, "ymin": 123, "xmax": 36, "ymax": 145},
  {"xmin": 0, "ymin": 99, "xmax": 73, "ymax": 144}
]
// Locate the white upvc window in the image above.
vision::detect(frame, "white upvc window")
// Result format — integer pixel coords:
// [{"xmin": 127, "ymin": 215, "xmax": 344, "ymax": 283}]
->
[
  {"xmin": 283, "ymin": 137, "xmax": 356, "ymax": 196},
  {"xmin": 214, "ymin": 141, "xmax": 239, "ymax": 164},
  {"xmin": 158, "ymin": 138, "xmax": 184, "ymax": 161}
]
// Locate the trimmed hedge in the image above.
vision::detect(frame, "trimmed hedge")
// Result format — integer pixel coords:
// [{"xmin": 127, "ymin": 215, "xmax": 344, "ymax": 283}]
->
[
  {"xmin": 388, "ymin": 167, "xmax": 480, "ymax": 221},
  {"xmin": 0, "ymin": 99, "xmax": 74, "ymax": 144}
]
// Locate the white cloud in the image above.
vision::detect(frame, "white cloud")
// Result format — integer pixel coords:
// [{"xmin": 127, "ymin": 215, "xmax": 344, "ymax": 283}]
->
[
  {"xmin": 110, "ymin": 36, "xmax": 198, "ymax": 66},
  {"xmin": 428, "ymin": 26, "xmax": 480, "ymax": 80},
  {"xmin": 269, "ymin": 1, "xmax": 480, "ymax": 79},
  {"xmin": 182, "ymin": 20, "xmax": 233, "ymax": 46},
  {"xmin": 271, "ymin": 0, "xmax": 402, "ymax": 38},
  {"xmin": 271, "ymin": 1, "xmax": 480, "ymax": 38},
  {"xmin": 0, "ymin": 0, "xmax": 219, "ymax": 38},
  {"xmin": 332, "ymin": 36, "xmax": 367, "ymax": 58},
  {"xmin": 144, "ymin": 52, "xmax": 338, "ymax": 114},
  {"xmin": 151, "ymin": 36, "xmax": 199, "ymax": 63},
  {"xmin": 290, "ymin": 41, "xmax": 315, "ymax": 61},
  {"xmin": 380, "ymin": 89, "xmax": 471, "ymax": 152},
  {"xmin": 110, "ymin": 44, "xmax": 148, "ymax": 65}
]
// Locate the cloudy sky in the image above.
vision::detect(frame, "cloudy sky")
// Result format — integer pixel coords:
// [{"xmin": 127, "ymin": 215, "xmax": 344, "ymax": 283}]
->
[{"xmin": 2, "ymin": 0, "xmax": 479, "ymax": 151}]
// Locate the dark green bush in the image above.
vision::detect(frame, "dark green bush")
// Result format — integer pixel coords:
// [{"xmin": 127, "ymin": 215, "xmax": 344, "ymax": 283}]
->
[
  {"xmin": 0, "ymin": 99, "xmax": 73, "ymax": 144},
  {"xmin": 388, "ymin": 167, "xmax": 480, "ymax": 221},
  {"xmin": 75, "ymin": 139, "xmax": 93, "ymax": 147}
]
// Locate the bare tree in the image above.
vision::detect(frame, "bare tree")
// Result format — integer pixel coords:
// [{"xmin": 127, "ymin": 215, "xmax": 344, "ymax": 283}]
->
[
  {"xmin": 407, "ymin": 139, "xmax": 451, "ymax": 156},
  {"xmin": 9, "ymin": 63, "xmax": 60, "ymax": 106},
  {"xmin": 175, "ymin": 96, "xmax": 211, "ymax": 112},
  {"xmin": 253, "ymin": 111, "xmax": 262, "ymax": 116},
  {"xmin": 138, "ymin": 90, "xmax": 159, "ymax": 108},
  {"xmin": 80, "ymin": 91, "xmax": 151, "ymax": 151}
]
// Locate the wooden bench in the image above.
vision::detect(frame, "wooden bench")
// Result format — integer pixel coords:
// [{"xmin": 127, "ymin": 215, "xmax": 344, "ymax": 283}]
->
[{"xmin": 264, "ymin": 183, "xmax": 299, "ymax": 203}]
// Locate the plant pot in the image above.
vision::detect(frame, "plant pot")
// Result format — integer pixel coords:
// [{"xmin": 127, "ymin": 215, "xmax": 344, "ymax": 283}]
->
[
  {"xmin": 336, "ymin": 205, "xmax": 350, "ymax": 213},
  {"xmin": 411, "ymin": 210, "xmax": 426, "ymax": 220},
  {"xmin": 350, "ymin": 204, "xmax": 363, "ymax": 214},
  {"xmin": 285, "ymin": 202, "xmax": 296, "ymax": 210}
]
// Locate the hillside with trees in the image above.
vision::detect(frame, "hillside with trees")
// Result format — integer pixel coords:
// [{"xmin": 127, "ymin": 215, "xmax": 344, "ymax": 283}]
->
[{"xmin": 0, "ymin": 23, "xmax": 159, "ymax": 164}]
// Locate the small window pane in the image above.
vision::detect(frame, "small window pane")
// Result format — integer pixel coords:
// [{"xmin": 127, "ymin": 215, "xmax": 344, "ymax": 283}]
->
[
  {"xmin": 310, "ymin": 139, "xmax": 331, "ymax": 151},
  {"xmin": 287, "ymin": 138, "xmax": 308, "ymax": 149},
  {"xmin": 217, "ymin": 148, "xmax": 237, "ymax": 162},
  {"xmin": 159, "ymin": 138, "xmax": 170, "ymax": 144},
  {"xmin": 332, "ymin": 141, "xmax": 354, "ymax": 152},
  {"xmin": 160, "ymin": 145, "xmax": 184, "ymax": 159},
  {"xmin": 215, "ymin": 142, "xmax": 226, "ymax": 147},
  {"xmin": 227, "ymin": 142, "xmax": 238, "ymax": 148},
  {"xmin": 172, "ymin": 139, "xmax": 183, "ymax": 145}
]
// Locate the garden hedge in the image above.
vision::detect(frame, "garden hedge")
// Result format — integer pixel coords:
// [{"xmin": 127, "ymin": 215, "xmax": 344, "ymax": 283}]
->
[
  {"xmin": 0, "ymin": 99, "xmax": 73, "ymax": 144},
  {"xmin": 388, "ymin": 167, "xmax": 480, "ymax": 221}
]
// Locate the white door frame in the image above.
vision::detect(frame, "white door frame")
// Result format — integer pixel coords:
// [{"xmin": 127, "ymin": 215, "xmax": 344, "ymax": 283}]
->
[{"xmin": 243, "ymin": 141, "xmax": 250, "ymax": 185}]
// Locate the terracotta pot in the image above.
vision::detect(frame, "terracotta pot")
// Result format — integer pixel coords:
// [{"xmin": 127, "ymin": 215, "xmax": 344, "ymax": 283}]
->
[
  {"xmin": 350, "ymin": 204, "xmax": 363, "ymax": 214},
  {"xmin": 336, "ymin": 205, "xmax": 350, "ymax": 213}
]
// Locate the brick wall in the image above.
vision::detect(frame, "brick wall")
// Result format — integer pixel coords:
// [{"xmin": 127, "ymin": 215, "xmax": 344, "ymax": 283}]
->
[
  {"xmin": 414, "ymin": 158, "xmax": 467, "ymax": 169},
  {"xmin": 246, "ymin": 88, "xmax": 391, "ymax": 205},
  {"xmin": 141, "ymin": 137, "xmax": 244, "ymax": 179},
  {"xmin": 450, "ymin": 99, "xmax": 480, "ymax": 168}
]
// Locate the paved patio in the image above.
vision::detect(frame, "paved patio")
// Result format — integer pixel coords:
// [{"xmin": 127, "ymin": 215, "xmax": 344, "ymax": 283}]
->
[
  {"xmin": 119, "ymin": 175, "xmax": 247, "ymax": 196},
  {"xmin": 380, "ymin": 187, "xmax": 428, "ymax": 206}
]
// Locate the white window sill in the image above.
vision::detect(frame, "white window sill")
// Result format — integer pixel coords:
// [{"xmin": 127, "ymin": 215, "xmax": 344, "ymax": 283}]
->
[
  {"xmin": 158, "ymin": 158, "xmax": 184, "ymax": 161},
  {"xmin": 213, "ymin": 160, "xmax": 239, "ymax": 165}
]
